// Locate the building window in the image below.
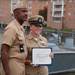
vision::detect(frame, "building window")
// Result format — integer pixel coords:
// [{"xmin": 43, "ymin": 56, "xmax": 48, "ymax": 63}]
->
[
  {"xmin": 69, "ymin": 0, "xmax": 72, "ymax": 2},
  {"xmin": 73, "ymin": 12, "xmax": 75, "ymax": 15},
  {"xmin": 39, "ymin": 0, "xmax": 42, "ymax": 2},
  {"xmin": 73, "ymin": 18, "xmax": 75, "ymax": 22},
  {"xmin": 36, "ymin": 0, "xmax": 38, "ymax": 2},
  {"xmin": 50, "ymin": 18, "xmax": 53, "ymax": 21},
  {"xmin": 11, "ymin": 0, "xmax": 20, "ymax": 3},
  {"xmin": 28, "ymin": 16, "xmax": 31, "ymax": 19},
  {"xmin": 0, "ymin": 14, "xmax": 2, "ymax": 16},
  {"xmin": 0, "ymin": 9, "xmax": 1, "ymax": 11},
  {"xmin": 50, "ymin": 11, "xmax": 52, "ymax": 14},
  {"xmin": 39, "ymin": 5, "xmax": 42, "ymax": 8},
  {"xmin": 46, "ymin": 1, "xmax": 48, "ymax": 5},
  {"xmin": 50, "ymin": 5, "xmax": 52, "ymax": 8},
  {"xmin": 68, "ymin": 18, "xmax": 71, "ymax": 22},
  {"xmin": 28, "ymin": 10, "xmax": 32, "ymax": 14},
  {"xmin": 68, "ymin": 12, "xmax": 71, "ymax": 16},
  {"xmin": 28, "ymin": 5, "xmax": 32, "ymax": 9},
  {"xmin": 74, "ymin": 6, "xmax": 75, "ymax": 9},
  {"xmin": 50, "ymin": 0, "xmax": 53, "ymax": 2},
  {"xmin": 28, "ymin": 0, "xmax": 32, "ymax": 3},
  {"xmin": 69, "ymin": 5, "xmax": 72, "ymax": 9}
]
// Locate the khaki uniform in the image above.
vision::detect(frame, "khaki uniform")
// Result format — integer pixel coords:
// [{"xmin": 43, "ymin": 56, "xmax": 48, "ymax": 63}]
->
[
  {"xmin": 25, "ymin": 33, "xmax": 48, "ymax": 75},
  {"xmin": 1, "ymin": 19, "xmax": 27, "ymax": 75}
]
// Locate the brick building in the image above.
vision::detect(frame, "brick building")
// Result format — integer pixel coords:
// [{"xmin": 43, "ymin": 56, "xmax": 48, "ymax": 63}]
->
[
  {"xmin": 0, "ymin": 0, "xmax": 75, "ymax": 29},
  {"xmin": 47, "ymin": 0, "xmax": 75, "ymax": 29}
]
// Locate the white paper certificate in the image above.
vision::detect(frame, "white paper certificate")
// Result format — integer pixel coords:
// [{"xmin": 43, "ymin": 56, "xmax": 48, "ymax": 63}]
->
[{"xmin": 32, "ymin": 47, "xmax": 52, "ymax": 66}]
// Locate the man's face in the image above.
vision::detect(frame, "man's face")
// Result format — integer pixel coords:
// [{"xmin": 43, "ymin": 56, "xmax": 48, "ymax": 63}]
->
[{"xmin": 14, "ymin": 8, "xmax": 28, "ymax": 22}]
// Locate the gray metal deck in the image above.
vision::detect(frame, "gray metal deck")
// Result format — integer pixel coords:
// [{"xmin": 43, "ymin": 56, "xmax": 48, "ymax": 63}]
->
[{"xmin": 48, "ymin": 52, "xmax": 75, "ymax": 74}]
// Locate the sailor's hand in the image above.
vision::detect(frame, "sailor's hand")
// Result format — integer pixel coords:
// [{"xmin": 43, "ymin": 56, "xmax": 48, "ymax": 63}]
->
[
  {"xmin": 49, "ymin": 53, "xmax": 54, "ymax": 58},
  {"xmin": 30, "ymin": 63, "xmax": 38, "ymax": 67}
]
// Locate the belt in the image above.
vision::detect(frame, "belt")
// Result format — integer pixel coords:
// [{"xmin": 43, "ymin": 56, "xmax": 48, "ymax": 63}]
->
[{"xmin": 9, "ymin": 58, "xmax": 25, "ymax": 63}]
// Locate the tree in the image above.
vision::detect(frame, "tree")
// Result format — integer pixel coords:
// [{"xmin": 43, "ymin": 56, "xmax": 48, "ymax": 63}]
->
[{"xmin": 38, "ymin": 6, "xmax": 47, "ymax": 21}]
